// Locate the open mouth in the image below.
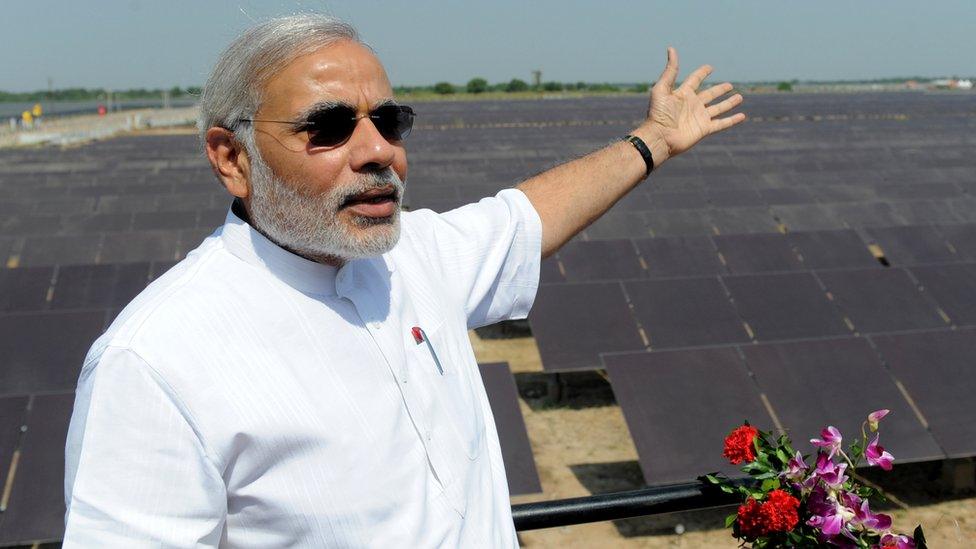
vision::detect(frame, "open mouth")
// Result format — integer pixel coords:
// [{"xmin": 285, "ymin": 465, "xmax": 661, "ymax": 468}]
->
[{"xmin": 340, "ymin": 187, "xmax": 399, "ymax": 218}]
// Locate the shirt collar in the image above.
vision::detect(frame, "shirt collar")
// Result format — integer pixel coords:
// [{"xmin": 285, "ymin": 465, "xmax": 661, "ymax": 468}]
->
[{"xmin": 220, "ymin": 199, "xmax": 340, "ymax": 296}]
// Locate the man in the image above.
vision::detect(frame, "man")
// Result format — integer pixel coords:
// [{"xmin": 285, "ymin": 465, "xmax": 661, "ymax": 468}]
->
[{"xmin": 63, "ymin": 14, "xmax": 743, "ymax": 548}]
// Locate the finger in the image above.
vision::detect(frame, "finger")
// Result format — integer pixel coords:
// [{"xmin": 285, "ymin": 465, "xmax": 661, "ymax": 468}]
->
[
  {"xmin": 706, "ymin": 93, "xmax": 743, "ymax": 118},
  {"xmin": 709, "ymin": 112, "xmax": 747, "ymax": 134},
  {"xmin": 654, "ymin": 46, "xmax": 679, "ymax": 90},
  {"xmin": 698, "ymin": 82, "xmax": 734, "ymax": 105},
  {"xmin": 680, "ymin": 64, "xmax": 713, "ymax": 92}
]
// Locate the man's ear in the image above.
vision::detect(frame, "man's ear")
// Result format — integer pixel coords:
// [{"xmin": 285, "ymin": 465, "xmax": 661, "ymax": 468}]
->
[{"xmin": 205, "ymin": 127, "xmax": 251, "ymax": 199}]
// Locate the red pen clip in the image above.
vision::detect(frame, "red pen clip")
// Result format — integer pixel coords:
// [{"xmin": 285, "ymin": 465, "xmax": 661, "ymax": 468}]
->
[{"xmin": 411, "ymin": 326, "xmax": 444, "ymax": 375}]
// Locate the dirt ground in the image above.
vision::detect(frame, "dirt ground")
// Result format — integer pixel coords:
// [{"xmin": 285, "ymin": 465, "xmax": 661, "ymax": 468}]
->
[{"xmin": 468, "ymin": 330, "xmax": 976, "ymax": 548}]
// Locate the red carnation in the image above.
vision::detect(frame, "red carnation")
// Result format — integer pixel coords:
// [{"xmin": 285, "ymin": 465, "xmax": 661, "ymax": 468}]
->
[
  {"xmin": 737, "ymin": 498, "xmax": 766, "ymax": 539},
  {"xmin": 735, "ymin": 490, "xmax": 801, "ymax": 541},
  {"xmin": 761, "ymin": 489, "xmax": 800, "ymax": 533},
  {"xmin": 723, "ymin": 424, "xmax": 759, "ymax": 464}
]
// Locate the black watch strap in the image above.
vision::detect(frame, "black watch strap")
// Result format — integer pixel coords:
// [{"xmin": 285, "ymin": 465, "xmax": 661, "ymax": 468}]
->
[{"xmin": 623, "ymin": 134, "xmax": 654, "ymax": 177}]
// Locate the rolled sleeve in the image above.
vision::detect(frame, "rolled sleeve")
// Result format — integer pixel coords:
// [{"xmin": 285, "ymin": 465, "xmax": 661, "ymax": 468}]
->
[
  {"xmin": 64, "ymin": 347, "xmax": 226, "ymax": 548},
  {"xmin": 419, "ymin": 188, "xmax": 542, "ymax": 329}
]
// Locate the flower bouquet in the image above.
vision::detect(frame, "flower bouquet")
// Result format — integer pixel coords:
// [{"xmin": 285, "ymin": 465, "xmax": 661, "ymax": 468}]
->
[{"xmin": 701, "ymin": 410, "xmax": 926, "ymax": 548}]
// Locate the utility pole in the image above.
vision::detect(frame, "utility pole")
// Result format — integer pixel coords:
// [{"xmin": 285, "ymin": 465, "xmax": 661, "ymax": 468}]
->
[{"xmin": 162, "ymin": 88, "xmax": 171, "ymax": 109}]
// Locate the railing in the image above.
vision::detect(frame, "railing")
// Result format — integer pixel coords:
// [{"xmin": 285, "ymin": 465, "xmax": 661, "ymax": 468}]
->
[{"xmin": 511, "ymin": 481, "xmax": 741, "ymax": 532}]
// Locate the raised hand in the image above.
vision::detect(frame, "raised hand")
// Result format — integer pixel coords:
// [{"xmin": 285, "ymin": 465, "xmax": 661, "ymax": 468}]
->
[{"xmin": 642, "ymin": 47, "xmax": 745, "ymax": 160}]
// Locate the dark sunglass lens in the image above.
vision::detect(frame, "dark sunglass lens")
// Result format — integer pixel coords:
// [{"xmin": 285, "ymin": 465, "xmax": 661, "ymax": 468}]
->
[
  {"xmin": 306, "ymin": 107, "xmax": 357, "ymax": 147},
  {"xmin": 374, "ymin": 106, "xmax": 414, "ymax": 141}
]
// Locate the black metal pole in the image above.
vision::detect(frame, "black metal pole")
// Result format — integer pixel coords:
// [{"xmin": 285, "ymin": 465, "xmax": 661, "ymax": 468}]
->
[{"xmin": 511, "ymin": 481, "xmax": 741, "ymax": 532}]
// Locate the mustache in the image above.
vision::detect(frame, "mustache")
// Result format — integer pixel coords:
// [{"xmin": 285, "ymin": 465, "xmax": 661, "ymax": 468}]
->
[{"xmin": 338, "ymin": 169, "xmax": 404, "ymax": 206}]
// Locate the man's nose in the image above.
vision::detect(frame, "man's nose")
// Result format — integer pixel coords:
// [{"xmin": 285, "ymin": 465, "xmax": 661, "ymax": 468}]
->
[{"xmin": 346, "ymin": 117, "xmax": 397, "ymax": 172}]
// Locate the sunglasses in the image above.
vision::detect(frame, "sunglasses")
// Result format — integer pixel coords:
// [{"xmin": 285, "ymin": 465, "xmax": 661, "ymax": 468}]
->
[{"xmin": 238, "ymin": 104, "xmax": 416, "ymax": 148}]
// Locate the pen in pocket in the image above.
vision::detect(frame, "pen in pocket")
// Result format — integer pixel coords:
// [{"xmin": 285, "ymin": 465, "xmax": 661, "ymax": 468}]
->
[{"xmin": 411, "ymin": 326, "xmax": 444, "ymax": 375}]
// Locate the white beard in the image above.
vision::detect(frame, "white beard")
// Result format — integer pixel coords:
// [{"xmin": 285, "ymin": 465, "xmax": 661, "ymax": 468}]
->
[{"xmin": 247, "ymin": 153, "xmax": 404, "ymax": 263}]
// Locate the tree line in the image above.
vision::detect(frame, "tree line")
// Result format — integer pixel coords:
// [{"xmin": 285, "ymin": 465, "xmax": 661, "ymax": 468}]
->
[
  {"xmin": 398, "ymin": 79, "xmax": 651, "ymax": 95},
  {"xmin": 0, "ymin": 86, "xmax": 203, "ymax": 102}
]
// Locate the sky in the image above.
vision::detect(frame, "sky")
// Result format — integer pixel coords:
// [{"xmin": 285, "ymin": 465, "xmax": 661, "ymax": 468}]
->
[{"xmin": 2, "ymin": 0, "xmax": 974, "ymax": 92}]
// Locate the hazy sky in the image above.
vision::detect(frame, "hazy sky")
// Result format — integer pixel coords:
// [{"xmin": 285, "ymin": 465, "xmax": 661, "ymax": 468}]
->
[{"xmin": 3, "ymin": 0, "xmax": 974, "ymax": 92}]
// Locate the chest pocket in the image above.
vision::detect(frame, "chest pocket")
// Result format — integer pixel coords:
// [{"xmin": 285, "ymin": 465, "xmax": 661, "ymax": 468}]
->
[{"xmin": 408, "ymin": 322, "xmax": 486, "ymax": 461}]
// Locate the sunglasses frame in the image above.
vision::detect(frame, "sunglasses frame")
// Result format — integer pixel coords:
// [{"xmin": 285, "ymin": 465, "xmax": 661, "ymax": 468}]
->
[{"xmin": 236, "ymin": 104, "xmax": 416, "ymax": 148}]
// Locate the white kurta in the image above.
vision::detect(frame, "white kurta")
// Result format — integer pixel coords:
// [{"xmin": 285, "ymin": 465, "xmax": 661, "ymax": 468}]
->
[{"xmin": 62, "ymin": 189, "xmax": 542, "ymax": 548}]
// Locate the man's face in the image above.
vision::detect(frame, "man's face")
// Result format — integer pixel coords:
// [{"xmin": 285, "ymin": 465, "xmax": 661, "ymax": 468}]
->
[{"xmin": 244, "ymin": 40, "xmax": 409, "ymax": 263}]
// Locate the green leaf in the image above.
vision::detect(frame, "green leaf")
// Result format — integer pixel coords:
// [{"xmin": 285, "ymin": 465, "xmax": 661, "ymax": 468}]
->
[
  {"xmin": 775, "ymin": 448, "xmax": 789, "ymax": 465},
  {"xmin": 760, "ymin": 478, "xmax": 781, "ymax": 491},
  {"xmin": 719, "ymin": 484, "xmax": 734, "ymax": 494},
  {"xmin": 725, "ymin": 513, "xmax": 737, "ymax": 528},
  {"xmin": 703, "ymin": 474, "xmax": 721, "ymax": 484}
]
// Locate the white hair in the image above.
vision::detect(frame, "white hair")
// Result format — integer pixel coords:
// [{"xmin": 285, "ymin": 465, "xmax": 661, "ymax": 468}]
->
[{"xmin": 197, "ymin": 14, "xmax": 362, "ymax": 154}]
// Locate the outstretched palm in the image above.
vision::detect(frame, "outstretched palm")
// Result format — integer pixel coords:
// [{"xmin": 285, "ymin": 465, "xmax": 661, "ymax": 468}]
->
[{"xmin": 646, "ymin": 47, "xmax": 745, "ymax": 157}]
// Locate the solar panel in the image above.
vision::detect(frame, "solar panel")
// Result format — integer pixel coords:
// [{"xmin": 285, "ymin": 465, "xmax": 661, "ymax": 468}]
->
[
  {"xmin": 824, "ymin": 202, "xmax": 906, "ymax": 228},
  {"xmin": 0, "ymin": 267, "xmax": 53, "ymax": 312},
  {"xmin": 605, "ymin": 348, "xmax": 774, "ymax": 485},
  {"xmin": 0, "ymin": 392, "xmax": 74, "ymax": 545},
  {"xmin": 939, "ymin": 223, "xmax": 976, "ymax": 260},
  {"xmin": 539, "ymin": 256, "xmax": 565, "ymax": 284},
  {"xmin": 51, "ymin": 263, "xmax": 150, "ymax": 310},
  {"xmin": 556, "ymin": 239, "xmax": 644, "ymax": 282},
  {"xmin": 771, "ymin": 204, "xmax": 844, "ymax": 231},
  {"xmin": 131, "ymin": 210, "xmax": 198, "ymax": 231},
  {"xmin": 741, "ymin": 338, "xmax": 943, "ymax": 462},
  {"xmin": 759, "ymin": 188, "xmax": 814, "ymax": 205},
  {"xmin": 706, "ymin": 189, "xmax": 764, "ymax": 207},
  {"xmin": 648, "ymin": 191, "xmax": 706, "ymax": 210},
  {"xmin": 910, "ymin": 263, "xmax": 976, "ymax": 326},
  {"xmin": 872, "ymin": 329, "xmax": 976, "ymax": 457},
  {"xmin": 709, "ymin": 207, "xmax": 780, "ymax": 234},
  {"xmin": 20, "ymin": 235, "xmax": 101, "ymax": 267},
  {"xmin": 0, "ymin": 396, "xmax": 28, "ymax": 495},
  {"xmin": 787, "ymin": 229, "xmax": 878, "ymax": 269},
  {"xmin": 865, "ymin": 225, "xmax": 957, "ymax": 265},
  {"xmin": 99, "ymin": 230, "xmax": 181, "ymax": 263},
  {"xmin": 713, "ymin": 234, "xmax": 803, "ymax": 274},
  {"xmin": 529, "ymin": 282, "xmax": 643, "ymax": 371},
  {"xmin": 632, "ymin": 236, "xmax": 725, "ymax": 278},
  {"xmin": 625, "ymin": 278, "xmax": 750, "ymax": 349},
  {"xmin": 723, "ymin": 273, "xmax": 849, "ymax": 341},
  {"xmin": 583, "ymin": 211, "xmax": 648, "ymax": 240},
  {"xmin": 817, "ymin": 269, "xmax": 946, "ymax": 333},
  {"xmin": 645, "ymin": 210, "xmax": 713, "ymax": 237},
  {"xmin": 477, "ymin": 362, "xmax": 541, "ymax": 495},
  {"xmin": 0, "ymin": 311, "xmax": 105, "ymax": 396}
]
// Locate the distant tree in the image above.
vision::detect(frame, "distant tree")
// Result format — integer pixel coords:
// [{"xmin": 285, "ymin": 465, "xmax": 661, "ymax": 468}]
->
[
  {"xmin": 169, "ymin": 86, "xmax": 184, "ymax": 97},
  {"xmin": 505, "ymin": 78, "xmax": 529, "ymax": 92},
  {"xmin": 185, "ymin": 86, "xmax": 202, "ymax": 96},
  {"xmin": 576, "ymin": 81, "xmax": 588, "ymax": 90},
  {"xmin": 466, "ymin": 78, "xmax": 488, "ymax": 94},
  {"xmin": 777, "ymin": 81, "xmax": 793, "ymax": 92},
  {"xmin": 542, "ymin": 81, "xmax": 563, "ymax": 92},
  {"xmin": 433, "ymin": 82, "xmax": 456, "ymax": 94}
]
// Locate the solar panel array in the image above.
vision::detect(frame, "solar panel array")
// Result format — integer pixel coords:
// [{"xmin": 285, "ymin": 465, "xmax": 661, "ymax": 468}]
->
[
  {"xmin": 516, "ymin": 93, "xmax": 976, "ymax": 485},
  {"xmin": 1, "ymin": 91, "xmax": 974, "ymax": 543}
]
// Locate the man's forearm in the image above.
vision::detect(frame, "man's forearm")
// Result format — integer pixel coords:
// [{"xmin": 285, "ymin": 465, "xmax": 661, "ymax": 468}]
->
[{"xmin": 517, "ymin": 125, "xmax": 669, "ymax": 258}]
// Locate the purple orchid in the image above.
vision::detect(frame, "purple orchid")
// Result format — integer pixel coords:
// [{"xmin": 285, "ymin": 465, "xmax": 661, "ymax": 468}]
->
[
  {"xmin": 811, "ymin": 425, "xmax": 843, "ymax": 457},
  {"xmin": 805, "ymin": 485, "xmax": 853, "ymax": 538},
  {"xmin": 868, "ymin": 409, "xmax": 890, "ymax": 432},
  {"xmin": 854, "ymin": 498, "xmax": 892, "ymax": 533},
  {"xmin": 812, "ymin": 451, "xmax": 848, "ymax": 489},
  {"xmin": 880, "ymin": 533, "xmax": 916, "ymax": 548},
  {"xmin": 866, "ymin": 434, "xmax": 894, "ymax": 471},
  {"xmin": 781, "ymin": 450, "xmax": 808, "ymax": 482}
]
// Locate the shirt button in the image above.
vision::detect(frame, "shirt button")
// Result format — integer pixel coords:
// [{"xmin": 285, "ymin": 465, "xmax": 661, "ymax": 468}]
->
[
  {"xmin": 425, "ymin": 430, "xmax": 432, "ymax": 442},
  {"xmin": 370, "ymin": 322, "xmax": 382, "ymax": 330}
]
